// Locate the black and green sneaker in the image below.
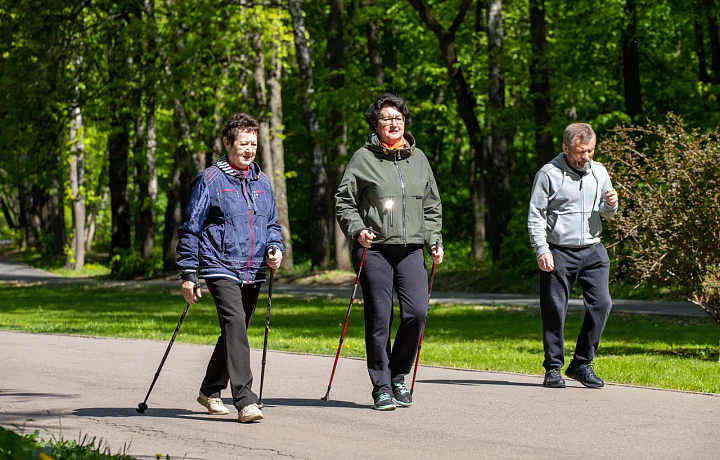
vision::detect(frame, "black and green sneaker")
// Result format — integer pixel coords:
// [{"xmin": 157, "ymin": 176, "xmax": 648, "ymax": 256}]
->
[
  {"xmin": 373, "ymin": 392, "xmax": 396, "ymax": 411},
  {"xmin": 391, "ymin": 382, "xmax": 413, "ymax": 407}
]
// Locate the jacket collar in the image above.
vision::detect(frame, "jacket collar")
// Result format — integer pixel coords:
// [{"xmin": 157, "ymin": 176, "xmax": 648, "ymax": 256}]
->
[
  {"xmin": 216, "ymin": 156, "xmax": 260, "ymax": 180},
  {"xmin": 364, "ymin": 132, "xmax": 416, "ymax": 159}
]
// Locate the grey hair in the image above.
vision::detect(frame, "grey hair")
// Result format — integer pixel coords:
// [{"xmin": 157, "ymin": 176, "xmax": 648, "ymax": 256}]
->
[{"xmin": 563, "ymin": 123, "xmax": 596, "ymax": 149}]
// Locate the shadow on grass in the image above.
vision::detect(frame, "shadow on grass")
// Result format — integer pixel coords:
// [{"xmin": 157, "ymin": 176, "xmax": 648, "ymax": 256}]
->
[{"xmin": 418, "ymin": 379, "xmax": 543, "ymax": 388}]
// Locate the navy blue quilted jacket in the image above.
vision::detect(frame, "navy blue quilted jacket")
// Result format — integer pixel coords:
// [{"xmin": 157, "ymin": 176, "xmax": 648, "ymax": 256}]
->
[{"xmin": 176, "ymin": 157, "xmax": 283, "ymax": 285}]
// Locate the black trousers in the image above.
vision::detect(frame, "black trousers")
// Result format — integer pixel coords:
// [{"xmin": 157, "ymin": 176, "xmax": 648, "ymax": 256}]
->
[
  {"xmin": 353, "ymin": 244, "xmax": 429, "ymax": 397},
  {"xmin": 539, "ymin": 243, "xmax": 613, "ymax": 371},
  {"xmin": 200, "ymin": 278, "xmax": 261, "ymax": 409}
]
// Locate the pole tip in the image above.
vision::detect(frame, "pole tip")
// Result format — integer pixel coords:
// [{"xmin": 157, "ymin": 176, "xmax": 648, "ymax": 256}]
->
[
  {"xmin": 321, "ymin": 391, "xmax": 330, "ymax": 401},
  {"xmin": 136, "ymin": 402, "xmax": 148, "ymax": 413}
]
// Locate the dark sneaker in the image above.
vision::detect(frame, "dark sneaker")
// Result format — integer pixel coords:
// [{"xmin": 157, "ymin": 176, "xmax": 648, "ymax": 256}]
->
[
  {"xmin": 392, "ymin": 382, "xmax": 413, "ymax": 407},
  {"xmin": 543, "ymin": 368, "xmax": 566, "ymax": 388},
  {"xmin": 565, "ymin": 363, "xmax": 604, "ymax": 388},
  {"xmin": 373, "ymin": 393, "xmax": 396, "ymax": 411}
]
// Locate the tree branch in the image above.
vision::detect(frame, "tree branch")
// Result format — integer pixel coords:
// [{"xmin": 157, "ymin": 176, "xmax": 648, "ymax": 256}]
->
[
  {"xmin": 407, "ymin": 0, "xmax": 446, "ymax": 36},
  {"xmin": 449, "ymin": 0, "xmax": 471, "ymax": 37}
]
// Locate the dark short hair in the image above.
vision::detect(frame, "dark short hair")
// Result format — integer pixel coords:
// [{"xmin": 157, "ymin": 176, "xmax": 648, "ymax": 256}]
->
[
  {"xmin": 222, "ymin": 113, "xmax": 259, "ymax": 145},
  {"xmin": 365, "ymin": 93, "xmax": 412, "ymax": 133}
]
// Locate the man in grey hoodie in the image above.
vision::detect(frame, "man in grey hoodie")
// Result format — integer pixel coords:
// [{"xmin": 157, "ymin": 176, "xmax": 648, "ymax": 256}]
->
[{"xmin": 528, "ymin": 123, "xmax": 618, "ymax": 389}]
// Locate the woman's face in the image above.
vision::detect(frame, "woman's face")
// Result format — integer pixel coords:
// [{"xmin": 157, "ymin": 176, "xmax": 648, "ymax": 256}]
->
[
  {"xmin": 223, "ymin": 131, "xmax": 258, "ymax": 169},
  {"xmin": 376, "ymin": 105, "xmax": 405, "ymax": 145}
]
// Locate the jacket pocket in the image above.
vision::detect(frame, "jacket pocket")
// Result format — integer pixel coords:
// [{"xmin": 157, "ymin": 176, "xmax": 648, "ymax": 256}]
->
[
  {"xmin": 588, "ymin": 211, "xmax": 603, "ymax": 238},
  {"xmin": 218, "ymin": 189, "xmax": 245, "ymax": 219},
  {"xmin": 547, "ymin": 211, "xmax": 581, "ymax": 246}
]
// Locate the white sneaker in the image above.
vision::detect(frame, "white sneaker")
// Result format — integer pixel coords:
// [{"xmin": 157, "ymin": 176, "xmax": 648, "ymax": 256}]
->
[
  {"xmin": 239, "ymin": 403, "xmax": 263, "ymax": 423},
  {"xmin": 197, "ymin": 391, "xmax": 229, "ymax": 415}
]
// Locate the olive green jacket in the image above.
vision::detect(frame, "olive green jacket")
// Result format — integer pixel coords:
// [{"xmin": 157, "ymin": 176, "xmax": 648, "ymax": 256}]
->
[{"xmin": 335, "ymin": 133, "xmax": 442, "ymax": 251}]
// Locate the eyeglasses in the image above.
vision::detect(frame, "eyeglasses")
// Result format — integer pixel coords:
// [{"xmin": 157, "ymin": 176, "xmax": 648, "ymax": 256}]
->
[{"xmin": 378, "ymin": 116, "xmax": 405, "ymax": 125}]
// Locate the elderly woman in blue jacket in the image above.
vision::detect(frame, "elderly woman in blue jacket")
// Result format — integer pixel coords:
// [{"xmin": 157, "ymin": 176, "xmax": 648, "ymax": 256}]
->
[{"xmin": 176, "ymin": 112, "xmax": 283, "ymax": 423}]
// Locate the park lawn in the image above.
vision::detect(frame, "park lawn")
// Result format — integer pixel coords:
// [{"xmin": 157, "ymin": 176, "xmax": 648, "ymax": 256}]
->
[{"xmin": 0, "ymin": 283, "xmax": 718, "ymax": 393}]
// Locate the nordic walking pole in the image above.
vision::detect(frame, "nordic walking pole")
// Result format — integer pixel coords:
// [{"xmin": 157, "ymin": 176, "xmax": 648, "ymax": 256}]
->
[
  {"xmin": 410, "ymin": 239, "xmax": 440, "ymax": 396},
  {"xmin": 321, "ymin": 227, "xmax": 373, "ymax": 401},
  {"xmin": 137, "ymin": 281, "xmax": 200, "ymax": 413},
  {"xmin": 258, "ymin": 248, "xmax": 277, "ymax": 409}
]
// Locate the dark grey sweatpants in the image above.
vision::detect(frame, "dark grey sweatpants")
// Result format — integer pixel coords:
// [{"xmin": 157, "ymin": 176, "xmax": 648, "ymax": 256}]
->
[
  {"xmin": 539, "ymin": 243, "xmax": 612, "ymax": 370},
  {"xmin": 353, "ymin": 244, "xmax": 429, "ymax": 398},
  {"xmin": 201, "ymin": 278, "xmax": 261, "ymax": 409}
]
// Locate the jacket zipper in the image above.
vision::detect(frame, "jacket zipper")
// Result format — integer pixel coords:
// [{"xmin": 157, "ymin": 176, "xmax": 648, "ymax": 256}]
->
[
  {"xmin": 241, "ymin": 181, "xmax": 254, "ymax": 284},
  {"xmin": 580, "ymin": 175, "xmax": 584, "ymax": 246},
  {"xmin": 393, "ymin": 152, "xmax": 407, "ymax": 246}
]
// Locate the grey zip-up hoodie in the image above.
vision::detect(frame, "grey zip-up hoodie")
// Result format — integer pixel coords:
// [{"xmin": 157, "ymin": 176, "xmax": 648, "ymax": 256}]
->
[{"xmin": 528, "ymin": 152, "xmax": 618, "ymax": 258}]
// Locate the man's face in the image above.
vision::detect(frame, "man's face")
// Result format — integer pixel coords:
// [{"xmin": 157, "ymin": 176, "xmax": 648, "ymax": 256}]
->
[
  {"xmin": 563, "ymin": 138, "xmax": 596, "ymax": 172},
  {"xmin": 223, "ymin": 131, "xmax": 257, "ymax": 169}
]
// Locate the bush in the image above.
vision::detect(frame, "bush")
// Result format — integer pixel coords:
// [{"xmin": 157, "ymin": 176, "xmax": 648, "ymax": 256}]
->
[
  {"xmin": 602, "ymin": 114, "xmax": 720, "ymax": 326},
  {"xmin": 0, "ymin": 425, "xmax": 137, "ymax": 460},
  {"xmin": 109, "ymin": 246, "xmax": 164, "ymax": 279}
]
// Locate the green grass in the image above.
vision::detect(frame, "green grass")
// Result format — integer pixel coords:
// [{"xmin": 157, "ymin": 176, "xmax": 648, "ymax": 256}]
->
[
  {"xmin": 0, "ymin": 425, "xmax": 137, "ymax": 460},
  {"xmin": 1, "ymin": 284, "xmax": 718, "ymax": 393}
]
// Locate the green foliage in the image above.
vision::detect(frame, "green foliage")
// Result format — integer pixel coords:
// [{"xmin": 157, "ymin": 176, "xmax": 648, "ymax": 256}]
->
[
  {"xmin": 109, "ymin": 246, "xmax": 164, "ymax": 279},
  {"xmin": 1, "ymin": 0, "xmax": 720, "ymax": 284},
  {"xmin": 603, "ymin": 115, "xmax": 720, "ymax": 324},
  {"xmin": 0, "ymin": 425, "xmax": 136, "ymax": 460}
]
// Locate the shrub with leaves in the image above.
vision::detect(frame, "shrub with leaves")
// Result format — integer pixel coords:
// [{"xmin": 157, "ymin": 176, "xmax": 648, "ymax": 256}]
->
[{"xmin": 601, "ymin": 115, "xmax": 720, "ymax": 326}]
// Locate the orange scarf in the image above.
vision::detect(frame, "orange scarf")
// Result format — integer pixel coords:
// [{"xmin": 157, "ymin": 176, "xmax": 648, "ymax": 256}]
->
[{"xmin": 380, "ymin": 137, "xmax": 406, "ymax": 151}]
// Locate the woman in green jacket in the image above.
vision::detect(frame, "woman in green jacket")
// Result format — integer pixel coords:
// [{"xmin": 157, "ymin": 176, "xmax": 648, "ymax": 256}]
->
[{"xmin": 335, "ymin": 93, "xmax": 444, "ymax": 410}]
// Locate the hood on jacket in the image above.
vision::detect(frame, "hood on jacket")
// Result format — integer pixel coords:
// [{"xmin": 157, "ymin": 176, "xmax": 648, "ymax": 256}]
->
[{"xmin": 364, "ymin": 132, "xmax": 416, "ymax": 159}]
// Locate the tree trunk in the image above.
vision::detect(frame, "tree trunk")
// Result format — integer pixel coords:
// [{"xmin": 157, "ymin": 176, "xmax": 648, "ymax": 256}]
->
[
  {"xmin": 108, "ymin": 106, "xmax": 132, "ymax": 254},
  {"xmin": 134, "ymin": 91, "xmax": 157, "ymax": 259},
  {"xmin": 708, "ymin": 8, "xmax": 720, "ymax": 84},
  {"xmin": 211, "ymin": 64, "xmax": 230, "ymax": 164},
  {"xmin": 363, "ymin": 0, "xmax": 384, "ymax": 86},
  {"xmin": 289, "ymin": 0, "xmax": 330, "ymax": 270},
  {"xmin": 695, "ymin": 13, "xmax": 710, "ymax": 83},
  {"xmin": 107, "ymin": 26, "xmax": 132, "ymax": 256},
  {"xmin": 529, "ymin": 0, "xmax": 555, "ymax": 167},
  {"xmin": 135, "ymin": 0, "xmax": 159, "ymax": 259},
  {"xmin": 0, "ymin": 195, "xmax": 17, "ymax": 230},
  {"xmin": 251, "ymin": 31, "xmax": 274, "ymax": 184},
  {"xmin": 163, "ymin": 99, "xmax": 195, "ymax": 272},
  {"xmin": 622, "ymin": 0, "xmax": 643, "ymax": 119},
  {"xmin": 267, "ymin": 54, "xmax": 294, "ymax": 270},
  {"xmin": 409, "ymin": 0, "xmax": 485, "ymax": 261},
  {"xmin": 85, "ymin": 152, "xmax": 108, "ymax": 253},
  {"xmin": 328, "ymin": 0, "xmax": 351, "ymax": 271},
  {"xmin": 163, "ymin": 140, "xmax": 183, "ymax": 271},
  {"xmin": 69, "ymin": 104, "xmax": 86, "ymax": 270},
  {"xmin": 484, "ymin": 0, "xmax": 512, "ymax": 263}
]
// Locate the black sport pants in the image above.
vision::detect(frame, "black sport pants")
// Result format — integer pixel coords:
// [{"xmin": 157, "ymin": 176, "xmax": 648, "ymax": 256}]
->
[
  {"xmin": 539, "ymin": 243, "xmax": 613, "ymax": 370},
  {"xmin": 200, "ymin": 278, "xmax": 261, "ymax": 409},
  {"xmin": 353, "ymin": 244, "xmax": 429, "ymax": 397}
]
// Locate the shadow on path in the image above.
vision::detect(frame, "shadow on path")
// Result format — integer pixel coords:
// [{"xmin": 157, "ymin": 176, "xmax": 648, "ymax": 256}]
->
[
  {"xmin": 0, "ymin": 390, "xmax": 80, "ymax": 399},
  {"xmin": 72, "ymin": 407, "xmax": 239, "ymax": 423},
  {"xmin": 259, "ymin": 397, "xmax": 371, "ymax": 410},
  {"xmin": 418, "ymin": 379, "xmax": 543, "ymax": 388}
]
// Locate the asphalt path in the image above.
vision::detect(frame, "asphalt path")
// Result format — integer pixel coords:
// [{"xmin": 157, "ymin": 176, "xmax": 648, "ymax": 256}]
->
[{"xmin": 1, "ymin": 331, "xmax": 718, "ymax": 459}]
